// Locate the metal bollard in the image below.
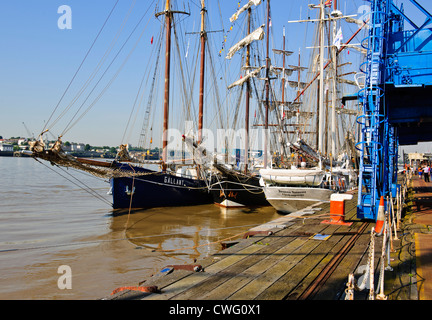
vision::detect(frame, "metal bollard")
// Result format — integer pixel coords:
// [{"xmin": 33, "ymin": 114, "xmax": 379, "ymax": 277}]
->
[{"xmin": 321, "ymin": 193, "xmax": 353, "ymax": 226}]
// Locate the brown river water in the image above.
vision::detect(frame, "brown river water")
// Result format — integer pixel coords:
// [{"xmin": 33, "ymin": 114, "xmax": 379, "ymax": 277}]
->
[{"xmin": 0, "ymin": 156, "xmax": 281, "ymax": 300}]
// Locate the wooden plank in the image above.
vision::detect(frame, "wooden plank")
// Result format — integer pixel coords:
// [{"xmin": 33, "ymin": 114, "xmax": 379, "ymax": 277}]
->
[
  {"xmin": 226, "ymin": 217, "xmax": 338, "ymax": 300},
  {"xmin": 297, "ymin": 223, "xmax": 371, "ymax": 300},
  {"xmin": 284, "ymin": 229, "xmax": 358, "ymax": 299},
  {"xmin": 196, "ymin": 231, "xmax": 312, "ymax": 300},
  {"xmin": 227, "ymin": 237, "xmax": 322, "ymax": 300},
  {"xmin": 108, "ymin": 187, "xmax": 428, "ymax": 301},
  {"xmin": 170, "ymin": 225, "xmax": 306, "ymax": 300},
  {"xmin": 135, "ymin": 236, "xmax": 263, "ymax": 292},
  {"xmin": 314, "ymin": 224, "xmax": 373, "ymax": 300},
  {"xmin": 415, "ymin": 233, "xmax": 432, "ymax": 300},
  {"xmin": 138, "ymin": 193, "xmax": 371, "ymax": 301},
  {"xmin": 256, "ymin": 224, "xmax": 351, "ymax": 300},
  {"xmin": 144, "ymin": 243, "xmax": 269, "ymax": 300}
]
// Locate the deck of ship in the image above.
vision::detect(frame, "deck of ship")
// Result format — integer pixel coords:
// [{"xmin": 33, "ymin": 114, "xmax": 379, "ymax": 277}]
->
[{"xmin": 106, "ymin": 173, "xmax": 432, "ymax": 301}]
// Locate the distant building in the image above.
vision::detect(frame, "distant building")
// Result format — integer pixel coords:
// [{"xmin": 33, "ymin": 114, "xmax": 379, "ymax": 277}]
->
[
  {"xmin": 407, "ymin": 152, "xmax": 432, "ymax": 168},
  {"xmin": 70, "ymin": 143, "xmax": 85, "ymax": 152},
  {"xmin": 62, "ymin": 142, "xmax": 85, "ymax": 152}
]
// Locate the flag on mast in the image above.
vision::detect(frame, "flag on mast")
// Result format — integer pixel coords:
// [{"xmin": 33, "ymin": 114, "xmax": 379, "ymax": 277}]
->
[{"xmin": 333, "ymin": 27, "xmax": 343, "ymax": 49}]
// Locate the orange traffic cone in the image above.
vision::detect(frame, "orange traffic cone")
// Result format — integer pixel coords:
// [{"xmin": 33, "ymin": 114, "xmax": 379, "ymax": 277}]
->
[{"xmin": 374, "ymin": 196, "xmax": 385, "ymax": 236}]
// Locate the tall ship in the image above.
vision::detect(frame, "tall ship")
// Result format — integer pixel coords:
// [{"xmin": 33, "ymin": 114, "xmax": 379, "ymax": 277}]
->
[
  {"xmin": 259, "ymin": 0, "xmax": 360, "ymax": 214},
  {"xmin": 207, "ymin": 0, "xmax": 270, "ymax": 208},
  {"xmin": 26, "ymin": 0, "xmax": 221, "ymax": 210}
]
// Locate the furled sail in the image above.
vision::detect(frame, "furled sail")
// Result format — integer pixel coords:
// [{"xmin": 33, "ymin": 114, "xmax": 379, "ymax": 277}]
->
[
  {"xmin": 243, "ymin": 65, "xmax": 293, "ymax": 77},
  {"xmin": 288, "ymin": 139, "xmax": 321, "ymax": 162},
  {"xmin": 265, "ymin": 101, "xmax": 302, "ymax": 107},
  {"xmin": 227, "ymin": 66, "xmax": 263, "ymax": 89},
  {"xmin": 284, "ymin": 111, "xmax": 315, "ymax": 119},
  {"xmin": 288, "ymin": 65, "xmax": 308, "ymax": 72},
  {"xmin": 338, "ymin": 78, "xmax": 357, "ymax": 86},
  {"xmin": 270, "ymin": 66, "xmax": 294, "ymax": 77},
  {"xmin": 230, "ymin": 0, "xmax": 262, "ymax": 22},
  {"xmin": 272, "ymin": 49, "xmax": 294, "ymax": 56},
  {"xmin": 287, "ymin": 80, "xmax": 307, "ymax": 89},
  {"xmin": 226, "ymin": 25, "xmax": 265, "ymax": 60}
]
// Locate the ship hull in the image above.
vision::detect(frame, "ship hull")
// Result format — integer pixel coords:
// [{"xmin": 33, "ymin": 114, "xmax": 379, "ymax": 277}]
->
[
  {"xmin": 209, "ymin": 179, "xmax": 269, "ymax": 207},
  {"xmin": 110, "ymin": 164, "xmax": 212, "ymax": 209},
  {"xmin": 209, "ymin": 165, "xmax": 270, "ymax": 208},
  {"xmin": 263, "ymin": 185, "xmax": 334, "ymax": 214}
]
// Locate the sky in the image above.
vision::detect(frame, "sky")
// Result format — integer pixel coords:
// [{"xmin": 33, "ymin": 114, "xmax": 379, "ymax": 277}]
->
[{"xmin": 0, "ymin": 0, "xmax": 431, "ymax": 153}]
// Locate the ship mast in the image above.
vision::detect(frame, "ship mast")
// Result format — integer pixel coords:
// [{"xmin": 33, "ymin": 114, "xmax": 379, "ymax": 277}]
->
[
  {"xmin": 263, "ymin": 0, "xmax": 270, "ymax": 169},
  {"xmin": 281, "ymin": 27, "xmax": 286, "ymax": 108},
  {"xmin": 244, "ymin": 7, "xmax": 251, "ymax": 173},
  {"xmin": 162, "ymin": 0, "xmax": 172, "ymax": 170},
  {"xmin": 156, "ymin": 0, "xmax": 189, "ymax": 170},
  {"xmin": 318, "ymin": 0, "xmax": 325, "ymax": 156},
  {"xmin": 198, "ymin": 0, "xmax": 206, "ymax": 144},
  {"xmin": 330, "ymin": 0, "xmax": 339, "ymax": 159},
  {"xmin": 226, "ymin": 0, "xmax": 264, "ymax": 171}
]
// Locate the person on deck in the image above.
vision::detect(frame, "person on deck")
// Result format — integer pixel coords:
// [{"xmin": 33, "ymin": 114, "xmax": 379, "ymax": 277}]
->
[{"xmin": 424, "ymin": 164, "xmax": 430, "ymax": 182}]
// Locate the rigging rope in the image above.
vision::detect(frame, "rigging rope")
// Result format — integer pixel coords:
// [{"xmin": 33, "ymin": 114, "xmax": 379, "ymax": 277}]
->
[
  {"xmin": 41, "ymin": 0, "xmax": 121, "ymax": 137},
  {"xmin": 33, "ymin": 157, "xmax": 112, "ymax": 207},
  {"xmin": 61, "ymin": 7, "xmax": 154, "ymax": 137},
  {"xmin": 137, "ymin": 26, "xmax": 164, "ymax": 149},
  {"xmin": 0, "ymin": 222, "xmax": 270, "ymax": 254},
  {"xmin": 50, "ymin": 0, "xmax": 138, "ymax": 136},
  {"xmin": 43, "ymin": 1, "xmax": 157, "ymax": 140}
]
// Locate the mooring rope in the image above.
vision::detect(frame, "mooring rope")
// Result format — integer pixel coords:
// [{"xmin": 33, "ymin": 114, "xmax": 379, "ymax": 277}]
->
[{"xmin": 0, "ymin": 223, "xmax": 267, "ymax": 254}]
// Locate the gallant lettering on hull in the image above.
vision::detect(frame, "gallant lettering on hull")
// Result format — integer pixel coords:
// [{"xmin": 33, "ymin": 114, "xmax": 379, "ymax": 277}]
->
[{"xmin": 164, "ymin": 176, "xmax": 186, "ymax": 186}]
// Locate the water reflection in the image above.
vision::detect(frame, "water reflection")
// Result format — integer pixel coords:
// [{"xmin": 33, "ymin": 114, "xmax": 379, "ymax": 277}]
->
[{"xmin": 109, "ymin": 204, "xmax": 280, "ymax": 263}]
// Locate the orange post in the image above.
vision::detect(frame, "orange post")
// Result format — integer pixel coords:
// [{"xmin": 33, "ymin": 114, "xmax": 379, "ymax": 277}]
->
[{"xmin": 322, "ymin": 194, "xmax": 353, "ymax": 226}]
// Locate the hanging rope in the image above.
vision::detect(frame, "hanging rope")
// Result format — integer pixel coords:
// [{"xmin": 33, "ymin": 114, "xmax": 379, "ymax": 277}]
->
[
  {"xmin": 43, "ymin": 1, "xmax": 157, "ymax": 140},
  {"xmin": 344, "ymin": 216, "xmax": 395, "ymax": 300},
  {"xmin": 0, "ymin": 222, "xmax": 275, "ymax": 254}
]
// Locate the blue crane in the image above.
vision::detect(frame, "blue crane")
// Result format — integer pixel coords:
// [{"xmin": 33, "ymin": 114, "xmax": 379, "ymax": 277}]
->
[{"xmin": 356, "ymin": 0, "xmax": 432, "ymax": 220}]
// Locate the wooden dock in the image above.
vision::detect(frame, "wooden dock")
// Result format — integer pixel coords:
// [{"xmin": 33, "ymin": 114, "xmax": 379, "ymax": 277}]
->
[
  {"xmin": 410, "ymin": 175, "xmax": 432, "ymax": 300},
  {"xmin": 107, "ymin": 174, "xmax": 430, "ymax": 301}
]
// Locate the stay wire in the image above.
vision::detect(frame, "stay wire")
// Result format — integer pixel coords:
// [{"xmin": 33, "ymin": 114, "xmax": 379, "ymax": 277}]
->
[
  {"xmin": 42, "ymin": 0, "xmax": 120, "ymax": 137},
  {"xmin": 33, "ymin": 158, "xmax": 112, "ymax": 207},
  {"xmin": 61, "ymin": 4, "xmax": 154, "ymax": 137},
  {"xmin": 50, "ymin": 0, "xmax": 138, "ymax": 135}
]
